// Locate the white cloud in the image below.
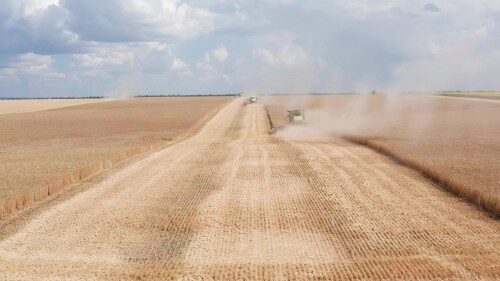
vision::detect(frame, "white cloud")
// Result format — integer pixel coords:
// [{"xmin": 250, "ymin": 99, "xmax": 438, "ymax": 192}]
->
[
  {"xmin": 73, "ymin": 52, "xmax": 135, "ymax": 69},
  {"xmin": 171, "ymin": 57, "xmax": 193, "ymax": 77},
  {"xmin": 63, "ymin": 0, "xmax": 215, "ymax": 42},
  {"xmin": 1, "ymin": 0, "xmax": 79, "ymax": 54},
  {"xmin": 127, "ymin": 0, "xmax": 214, "ymax": 38},
  {"xmin": 254, "ymin": 44, "xmax": 310, "ymax": 67},
  {"xmin": 0, "ymin": 53, "xmax": 65, "ymax": 81},
  {"xmin": 196, "ymin": 60, "xmax": 216, "ymax": 81},
  {"xmin": 211, "ymin": 46, "xmax": 229, "ymax": 62},
  {"xmin": 19, "ymin": 0, "xmax": 61, "ymax": 17},
  {"xmin": 71, "ymin": 42, "xmax": 172, "ymax": 77},
  {"xmin": 390, "ymin": 27, "xmax": 500, "ymax": 91},
  {"xmin": 193, "ymin": 47, "xmax": 230, "ymax": 81},
  {"xmin": 171, "ymin": 58, "xmax": 189, "ymax": 71},
  {"xmin": 2, "ymin": 0, "xmax": 500, "ymax": 96},
  {"xmin": 1, "ymin": 0, "xmax": 213, "ymax": 55},
  {"xmin": 236, "ymin": 39, "xmax": 329, "ymax": 93}
]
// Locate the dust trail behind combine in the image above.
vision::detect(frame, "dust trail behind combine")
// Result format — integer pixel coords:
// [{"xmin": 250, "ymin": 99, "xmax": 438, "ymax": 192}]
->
[{"xmin": 0, "ymin": 99, "xmax": 498, "ymax": 280}]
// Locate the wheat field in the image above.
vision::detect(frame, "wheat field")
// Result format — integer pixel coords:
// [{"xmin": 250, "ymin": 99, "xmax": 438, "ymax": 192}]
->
[
  {"xmin": 0, "ymin": 98, "xmax": 106, "ymax": 115},
  {"xmin": 439, "ymin": 91, "xmax": 500, "ymax": 98},
  {"xmin": 0, "ymin": 97, "xmax": 232, "ymax": 219},
  {"xmin": 0, "ymin": 98, "xmax": 498, "ymax": 280},
  {"xmin": 263, "ymin": 94, "xmax": 500, "ymax": 216}
]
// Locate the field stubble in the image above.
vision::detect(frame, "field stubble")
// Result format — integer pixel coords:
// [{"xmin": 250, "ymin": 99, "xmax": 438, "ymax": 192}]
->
[
  {"xmin": 263, "ymin": 94, "xmax": 500, "ymax": 216},
  {"xmin": 0, "ymin": 98, "xmax": 498, "ymax": 280}
]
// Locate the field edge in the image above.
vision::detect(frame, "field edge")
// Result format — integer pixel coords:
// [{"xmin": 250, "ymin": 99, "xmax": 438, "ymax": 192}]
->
[
  {"xmin": 265, "ymin": 105, "xmax": 499, "ymax": 218},
  {"xmin": 0, "ymin": 98, "xmax": 235, "ymax": 221},
  {"xmin": 343, "ymin": 136, "xmax": 499, "ymax": 218}
]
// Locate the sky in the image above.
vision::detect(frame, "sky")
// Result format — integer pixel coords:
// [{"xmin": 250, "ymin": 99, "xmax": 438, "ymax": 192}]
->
[{"xmin": 0, "ymin": 0, "xmax": 499, "ymax": 97}]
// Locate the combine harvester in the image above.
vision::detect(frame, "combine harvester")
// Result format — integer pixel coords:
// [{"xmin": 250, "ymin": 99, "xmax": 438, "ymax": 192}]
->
[
  {"xmin": 287, "ymin": 110, "xmax": 306, "ymax": 124},
  {"xmin": 268, "ymin": 109, "xmax": 306, "ymax": 134}
]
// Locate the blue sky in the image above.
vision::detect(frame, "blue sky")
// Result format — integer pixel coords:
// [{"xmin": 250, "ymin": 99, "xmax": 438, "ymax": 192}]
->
[{"xmin": 0, "ymin": 0, "xmax": 499, "ymax": 97}]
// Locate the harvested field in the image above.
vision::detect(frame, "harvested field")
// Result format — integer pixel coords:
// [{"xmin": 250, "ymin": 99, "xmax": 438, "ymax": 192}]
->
[
  {"xmin": 432, "ymin": 95, "xmax": 500, "ymax": 104},
  {"xmin": 263, "ymin": 94, "xmax": 500, "ymax": 215},
  {"xmin": 0, "ymin": 98, "xmax": 105, "ymax": 115},
  {"xmin": 439, "ymin": 91, "xmax": 500, "ymax": 99},
  {"xmin": 0, "ymin": 98, "xmax": 498, "ymax": 280},
  {"xmin": 0, "ymin": 96, "xmax": 232, "ymax": 219}
]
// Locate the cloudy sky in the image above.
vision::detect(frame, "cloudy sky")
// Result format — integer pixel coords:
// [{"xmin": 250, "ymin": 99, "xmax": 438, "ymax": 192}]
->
[{"xmin": 0, "ymin": 0, "xmax": 499, "ymax": 97}]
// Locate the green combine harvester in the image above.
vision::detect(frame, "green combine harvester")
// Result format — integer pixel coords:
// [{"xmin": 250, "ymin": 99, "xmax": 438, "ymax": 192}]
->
[{"xmin": 287, "ymin": 110, "xmax": 305, "ymax": 123}]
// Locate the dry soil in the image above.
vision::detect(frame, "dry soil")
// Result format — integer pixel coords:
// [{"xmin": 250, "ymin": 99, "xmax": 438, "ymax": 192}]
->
[{"xmin": 0, "ymin": 98, "xmax": 498, "ymax": 280}]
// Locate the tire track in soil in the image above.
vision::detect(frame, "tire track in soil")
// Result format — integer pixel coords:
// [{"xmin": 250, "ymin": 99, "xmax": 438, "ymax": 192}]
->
[
  {"xmin": 0, "ymin": 99, "xmax": 498, "ymax": 280},
  {"xmin": 288, "ymin": 140, "xmax": 481, "ymax": 279},
  {"xmin": 130, "ymin": 106, "xmax": 245, "ymax": 278},
  {"xmin": 0, "ymin": 99, "xmax": 245, "ymax": 280},
  {"xmin": 172, "ymin": 104, "xmax": 499, "ymax": 280}
]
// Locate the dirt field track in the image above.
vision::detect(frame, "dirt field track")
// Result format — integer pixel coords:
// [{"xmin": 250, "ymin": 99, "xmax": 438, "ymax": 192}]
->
[{"xmin": 0, "ymin": 98, "xmax": 498, "ymax": 280}]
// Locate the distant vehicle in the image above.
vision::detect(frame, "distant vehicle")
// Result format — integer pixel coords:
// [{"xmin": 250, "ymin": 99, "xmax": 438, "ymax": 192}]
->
[
  {"xmin": 238, "ymin": 92, "xmax": 244, "ymax": 97},
  {"xmin": 250, "ymin": 96, "xmax": 257, "ymax": 103},
  {"xmin": 287, "ymin": 110, "xmax": 305, "ymax": 123}
]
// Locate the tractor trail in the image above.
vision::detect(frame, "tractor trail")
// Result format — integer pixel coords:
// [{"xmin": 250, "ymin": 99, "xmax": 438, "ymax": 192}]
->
[{"xmin": 0, "ymin": 98, "xmax": 498, "ymax": 280}]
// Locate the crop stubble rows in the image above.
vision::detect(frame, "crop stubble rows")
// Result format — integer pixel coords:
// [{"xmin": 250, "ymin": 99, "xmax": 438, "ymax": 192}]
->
[
  {"xmin": 0, "ymin": 98, "xmax": 498, "ymax": 280},
  {"xmin": 263, "ymin": 95, "xmax": 500, "ymax": 215}
]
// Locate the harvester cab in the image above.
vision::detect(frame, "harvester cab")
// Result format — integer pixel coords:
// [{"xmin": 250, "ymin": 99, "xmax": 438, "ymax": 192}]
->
[{"xmin": 288, "ymin": 110, "xmax": 305, "ymax": 124}]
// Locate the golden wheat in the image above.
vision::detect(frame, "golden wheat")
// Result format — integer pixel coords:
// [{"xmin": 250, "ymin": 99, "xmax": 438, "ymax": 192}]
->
[
  {"xmin": 0, "ymin": 99, "xmax": 498, "ymax": 280},
  {"xmin": 0, "ymin": 98, "xmax": 105, "ymax": 115},
  {"xmin": 264, "ymin": 94, "xmax": 500, "ymax": 216},
  {"xmin": 0, "ymin": 97, "xmax": 232, "ymax": 219}
]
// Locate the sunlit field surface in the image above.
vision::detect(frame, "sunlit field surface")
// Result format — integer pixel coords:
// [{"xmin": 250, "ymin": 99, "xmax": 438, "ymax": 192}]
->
[
  {"xmin": 264, "ymin": 94, "xmax": 500, "ymax": 215},
  {"xmin": 0, "ymin": 97, "xmax": 231, "ymax": 218},
  {"xmin": 0, "ymin": 99, "xmax": 107, "ymax": 115}
]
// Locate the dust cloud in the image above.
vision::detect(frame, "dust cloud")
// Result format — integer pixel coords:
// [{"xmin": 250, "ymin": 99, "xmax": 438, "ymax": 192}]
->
[
  {"xmin": 262, "ymin": 92, "xmax": 494, "ymax": 142},
  {"xmin": 107, "ymin": 74, "xmax": 142, "ymax": 100}
]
